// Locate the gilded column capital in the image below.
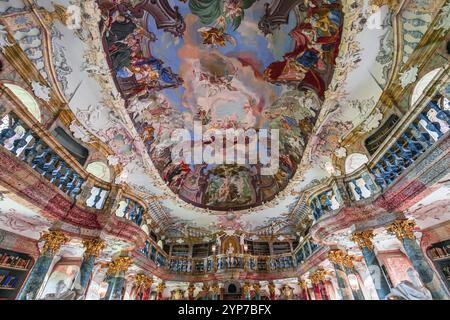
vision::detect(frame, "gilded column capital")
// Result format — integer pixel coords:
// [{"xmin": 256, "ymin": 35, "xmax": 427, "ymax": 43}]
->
[
  {"xmin": 310, "ymin": 269, "xmax": 328, "ymax": 284},
  {"xmin": 40, "ymin": 231, "xmax": 70, "ymax": 255},
  {"xmin": 253, "ymin": 283, "xmax": 261, "ymax": 293},
  {"xmin": 82, "ymin": 238, "xmax": 106, "ymax": 258},
  {"xmin": 386, "ymin": 219, "xmax": 416, "ymax": 241},
  {"xmin": 105, "ymin": 256, "xmax": 133, "ymax": 275},
  {"xmin": 156, "ymin": 282, "xmax": 166, "ymax": 293},
  {"xmin": 212, "ymin": 283, "xmax": 220, "ymax": 294},
  {"xmin": 351, "ymin": 230, "xmax": 375, "ymax": 251},
  {"xmin": 135, "ymin": 274, "xmax": 153, "ymax": 289},
  {"xmin": 328, "ymin": 250, "xmax": 354, "ymax": 268},
  {"xmin": 203, "ymin": 284, "xmax": 211, "ymax": 292},
  {"xmin": 298, "ymin": 279, "xmax": 308, "ymax": 290},
  {"xmin": 187, "ymin": 284, "xmax": 195, "ymax": 295}
]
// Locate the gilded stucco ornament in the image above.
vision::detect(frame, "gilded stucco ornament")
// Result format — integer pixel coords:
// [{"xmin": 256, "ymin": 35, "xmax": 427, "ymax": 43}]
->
[
  {"xmin": 386, "ymin": 219, "xmax": 417, "ymax": 241},
  {"xmin": 310, "ymin": 269, "xmax": 328, "ymax": 284},
  {"xmin": 156, "ymin": 282, "xmax": 166, "ymax": 293},
  {"xmin": 328, "ymin": 250, "xmax": 353, "ymax": 268},
  {"xmin": 104, "ymin": 256, "xmax": 133, "ymax": 275},
  {"xmin": 40, "ymin": 231, "xmax": 70, "ymax": 255},
  {"xmin": 351, "ymin": 230, "xmax": 375, "ymax": 251},
  {"xmin": 134, "ymin": 274, "xmax": 153, "ymax": 289},
  {"xmin": 82, "ymin": 238, "xmax": 106, "ymax": 258}
]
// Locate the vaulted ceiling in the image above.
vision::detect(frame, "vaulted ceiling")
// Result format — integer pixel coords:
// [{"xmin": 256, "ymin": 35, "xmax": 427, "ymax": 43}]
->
[{"xmin": 5, "ymin": 0, "xmax": 443, "ymax": 241}]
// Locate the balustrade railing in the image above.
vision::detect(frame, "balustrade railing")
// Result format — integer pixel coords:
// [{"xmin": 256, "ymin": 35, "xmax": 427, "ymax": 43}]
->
[
  {"xmin": 116, "ymin": 197, "xmax": 146, "ymax": 227},
  {"xmin": 139, "ymin": 239, "xmax": 168, "ymax": 267},
  {"xmin": 294, "ymin": 236, "xmax": 321, "ymax": 264},
  {"xmin": 0, "ymin": 89, "xmax": 150, "ymax": 225},
  {"xmin": 166, "ymin": 252, "xmax": 296, "ymax": 275},
  {"xmin": 307, "ymin": 98, "xmax": 449, "ymax": 223}
]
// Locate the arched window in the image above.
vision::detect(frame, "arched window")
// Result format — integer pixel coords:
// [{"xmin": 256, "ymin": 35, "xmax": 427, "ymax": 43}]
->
[
  {"xmin": 345, "ymin": 153, "xmax": 369, "ymax": 174},
  {"xmin": 86, "ymin": 161, "xmax": 111, "ymax": 182},
  {"xmin": 411, "ymin": 68, "xmax": 442, "ymax": 107},
  {"xmin": 4, "ymin": 83, "xmax": 41, "ymax": 122}
]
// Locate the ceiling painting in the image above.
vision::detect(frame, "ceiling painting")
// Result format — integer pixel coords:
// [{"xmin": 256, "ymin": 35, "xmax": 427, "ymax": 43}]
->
[{"xmin": 2, "ymin": 0, "xmax": 403, "ymax": 238}]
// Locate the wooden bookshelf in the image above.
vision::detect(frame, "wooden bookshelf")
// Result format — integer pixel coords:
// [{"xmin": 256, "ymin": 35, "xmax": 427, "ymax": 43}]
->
[
  {"xmin": 192, "ymin": 243, "xmax": 211, "ymax": 258},
  {"xmin": 272, "ymin": 242, "xmax": 291, "ymax": 255},
  {"xmin": 171, "ymin": 245, "xmax": 190, "ymax": 257},
  {"xmin": 427, "ymin": 240, "xmax": 450, "ymax": 291},
  {"xmin": 244, "ymin": 241, "xmax": 270, "ymax": 256},
  {"xmin": 0, "ymin": 248, "xmax": 34, "ymax": 300}
]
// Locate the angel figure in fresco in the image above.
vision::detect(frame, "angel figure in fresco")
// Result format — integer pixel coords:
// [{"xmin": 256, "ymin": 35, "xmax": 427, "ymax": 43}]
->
[
  {"xmin": 264, "ymin": 2, "xmax": 343, "ymax": 97},
  {"xmin": 100, "ymin": 0, "xmax": 182, "ymax": 99}
]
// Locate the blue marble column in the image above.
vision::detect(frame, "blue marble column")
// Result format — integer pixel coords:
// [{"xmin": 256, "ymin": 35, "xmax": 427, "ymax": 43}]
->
[
  {"xmin": 344, "ymin": 267, "xmax": 365, "ymax": 300},
  {"xmin": 352, "ymin": 231, "xmax": 391, "ymax": 299},
  {"xmin": 104, "ymin": 272, "xmax": 127, "ymax": 300},
  {"xmin": 17, "ymin": 254, "xmax": 54, "ymax": 300},
  {"xmin": 79, "ymin": 239, "xmax": 106, "ymax": 294},
  {"xmin": 328, "ymin": 250, "xmax": 354, "ymax": 300},
  {"xmin": 387, "ymin": 220, "xmax": 450, "ymax": 300},
  {"xmin": 103, "ymin": 256, "xmax": 132, "ymax": 300},
  {"xmin": 17, "ymin": 231, "xmax": 69, "ymax": 300}
]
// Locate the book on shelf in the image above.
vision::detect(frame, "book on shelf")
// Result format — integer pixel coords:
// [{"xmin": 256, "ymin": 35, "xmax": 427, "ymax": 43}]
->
[
  {"xmin": 429, "ymin": 246, "xmax": 450, "ymax": 259},
  {"xmin": 0, "ymin": 274, "xmax": 18, "ymax": 289},
  {"xmin": 0, "ymin": 253, "xmax": 31, "ymax": 269}
]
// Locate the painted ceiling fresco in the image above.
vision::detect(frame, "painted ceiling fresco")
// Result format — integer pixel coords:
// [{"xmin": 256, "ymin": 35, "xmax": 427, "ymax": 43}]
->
[
  {"xmin": 7, "ymin": 0, "xmax": 442, "ymax": 238},
  {"xmin": 98, "ymin": 0, "xmax": 343, "ymax": 211}
]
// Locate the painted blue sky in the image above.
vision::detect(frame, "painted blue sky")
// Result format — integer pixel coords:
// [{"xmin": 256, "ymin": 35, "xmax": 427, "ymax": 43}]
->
[{"xmin": 145, "ymin": 1, "xmax": 297, "ymax": 113}]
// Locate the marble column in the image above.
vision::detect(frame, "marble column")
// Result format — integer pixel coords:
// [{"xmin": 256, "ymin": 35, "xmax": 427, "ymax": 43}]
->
[
  {"xmin": 156, "ymin": 282, "xmax": 166, "ymax": 300},
  {"xmin": 187, "ymin": 284, "xmax": 195, "ymax": 300},
  {"xmin": 253, "ymin": 283, "xmax": 261, "ymax": 300},
  {"xmin": 212, "ymin": 283, "xmax": 221, "ymax": 300},
  {"xmin": 79, "ymin": 239, "xmax": 106, "ymax": 295},
  {"xmin": 18, "ymin": 231, "xmax": 70, "ymax": 300},
  {"xmin": 344, "ymin": 267, "xmax": 365, "ymax": 300},
  {"xmin": 387, "ymin": 220, "xmax": 450, "ymax": 300},
  {"xmin": 133, "ymin": 274, "xmax": 152, "ymax": 300},
  {"xmin": 352, "ymin": 230, "xmax": 391, "ymax": 299},
  {"xmin": 242, "ymin": 282, "xmax": 250, "ymax": 300},
  {"xmin": 268, "ymin": 282, "xmax": 276, "ymax": 300},
  {"xmin": 298, "ymin": 280, "xmax": 309, "ymax": 300},
  {"xmin": 103, "ymin": 256, "xmax": 133, "ymax": 300},
  {"xmin": 328, "ymin": 250, "xmax": 354, "ymax": 300}
]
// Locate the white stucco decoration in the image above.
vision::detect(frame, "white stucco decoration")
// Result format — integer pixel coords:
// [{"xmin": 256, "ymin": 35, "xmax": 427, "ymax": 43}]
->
[
  {"xmin": 69, "ymin": 120, "xmax": 91, "ymax": 143},
  {"xmin": 31, "ymin": 81, "xmax": 51, "ymax": 102},
  {"xmin": 399, "ymin": 65, "xmax": 419, "ymax": 89},
  {"xmin": 0, "ymin": 24, "xmax": 14, "ymax": 52}
]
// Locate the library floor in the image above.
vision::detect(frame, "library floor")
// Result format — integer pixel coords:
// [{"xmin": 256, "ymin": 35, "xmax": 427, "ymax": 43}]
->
[{"xmin": 0, "ymin": 0, "xmax": 450, "ymax": 300}]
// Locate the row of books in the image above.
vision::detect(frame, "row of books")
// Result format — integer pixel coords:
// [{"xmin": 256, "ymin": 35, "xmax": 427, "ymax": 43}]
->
[
  {"xmin": 0, "ymin": 253, "xmax": 32, "ymax": 269},
  {"xmin": 0, "ymin": 274, "xmax": 18, "ymax": 289},
  {"xmin": 429, "ymin": 246, "xmax": 450, "ymax": 259}
]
